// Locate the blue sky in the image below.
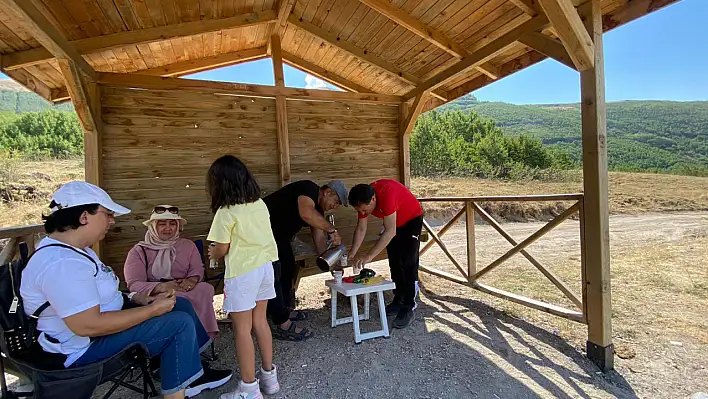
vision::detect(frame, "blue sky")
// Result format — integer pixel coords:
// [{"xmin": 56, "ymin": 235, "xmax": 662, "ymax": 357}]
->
[{"xmin": 1, "ymin": 0, "xmax": 705, "ymax": 105}]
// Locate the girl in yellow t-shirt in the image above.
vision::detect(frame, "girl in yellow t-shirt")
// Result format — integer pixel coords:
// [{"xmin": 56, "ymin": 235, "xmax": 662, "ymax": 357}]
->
[{"xmin": 206, "ymin": 155, "xmax": 280, "ymax": 399}]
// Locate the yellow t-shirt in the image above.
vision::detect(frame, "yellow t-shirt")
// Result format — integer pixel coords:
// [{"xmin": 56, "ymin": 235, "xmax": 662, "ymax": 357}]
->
[{"xmin": 207, "ymin": 199, "xmax": 279, "ymax": 279}]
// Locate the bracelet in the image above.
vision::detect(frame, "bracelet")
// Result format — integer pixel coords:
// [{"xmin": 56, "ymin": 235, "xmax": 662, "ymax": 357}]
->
[{"xmin": 127, "ymin": 292, "xmax": 137, "ymax": 302}]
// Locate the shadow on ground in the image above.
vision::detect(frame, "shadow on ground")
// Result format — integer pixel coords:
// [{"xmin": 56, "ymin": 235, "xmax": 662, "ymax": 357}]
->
[{"xmin": 9, "ymin": 279, "xmax": 639, "ymax": 398}]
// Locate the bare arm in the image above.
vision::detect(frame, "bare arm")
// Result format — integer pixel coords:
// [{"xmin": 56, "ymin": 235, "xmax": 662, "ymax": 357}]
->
[
  {"xmin": 208, "ymin": 242, "xmax": 230, "ymax": 262},
  {"xmin": 298, "ymin": 195, "xmax": 341, "ymax": 245},
  {"xmin": 311, "ymin": 226, "xmax": 328, "ymax": 254},
  {"xmin": 63, "ymin": 296, "xmax": 174, "ymax": 337},
  {"xmin": 359, "ymin": 212, "xmax": 397, "ymax": 264},
  {"xmin": 348, "ymin": 216, "xmax": 368, "ymax": 259}
]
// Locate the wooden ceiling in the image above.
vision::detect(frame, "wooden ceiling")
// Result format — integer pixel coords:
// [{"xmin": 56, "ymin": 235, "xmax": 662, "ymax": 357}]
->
[{"xmin": 0, "ymin": 0, "xmax": 680, "ymax": 109}]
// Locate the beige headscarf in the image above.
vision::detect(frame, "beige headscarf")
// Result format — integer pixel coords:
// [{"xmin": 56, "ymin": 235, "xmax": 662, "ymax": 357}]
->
[{"xmin": 138, "ymin": 205, "xmax": 186, "ymax": 280}]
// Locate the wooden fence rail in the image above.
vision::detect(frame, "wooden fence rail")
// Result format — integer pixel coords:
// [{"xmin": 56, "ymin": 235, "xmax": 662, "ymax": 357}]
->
[
  {"xmin": 0, "ymin": 224, "xmax": 44, "ymax": 265},
  {"xmin": 418, "ymin": 194, "xmax": 587, "ymax": 324}
]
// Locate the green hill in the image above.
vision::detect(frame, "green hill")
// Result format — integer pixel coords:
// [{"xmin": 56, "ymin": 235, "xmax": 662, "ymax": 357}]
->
[
  {"xmin": 0, "ymin": 80, "xmax": 73, "ymax": 113},
  {"xmin": 441, "ymin": 95, "xmax": 708, "ymax": 175}
]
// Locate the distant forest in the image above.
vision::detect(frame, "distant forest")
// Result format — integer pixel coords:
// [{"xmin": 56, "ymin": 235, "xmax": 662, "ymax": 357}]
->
[{"xmin": 436, "ymin": 95, "xmax": 708, "ymax": 177}]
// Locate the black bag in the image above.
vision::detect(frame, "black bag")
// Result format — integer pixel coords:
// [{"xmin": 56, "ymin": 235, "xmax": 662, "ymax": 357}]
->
[{"xmin": 0, "ymin": 242, "xmax": 98, "ymax": 358}]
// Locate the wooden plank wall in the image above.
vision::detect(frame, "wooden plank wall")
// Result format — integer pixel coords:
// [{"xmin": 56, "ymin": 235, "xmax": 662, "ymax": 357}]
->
[
  {"xmin": 288, "ymin": 99, "xmax": 401, "ymax": 245},
  {"xmin": 98, "ymin": 85, "xmax": 401, "ymax": 281},
  {"xmin": 100, "ymin": 86, "xmax": 280, "ymax": 276}
]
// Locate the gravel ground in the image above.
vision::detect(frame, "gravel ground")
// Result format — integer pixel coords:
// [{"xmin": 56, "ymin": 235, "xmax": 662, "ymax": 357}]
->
[{"xmin": 5, "ymin": 212, "xmax": 707, "ymax": 398}]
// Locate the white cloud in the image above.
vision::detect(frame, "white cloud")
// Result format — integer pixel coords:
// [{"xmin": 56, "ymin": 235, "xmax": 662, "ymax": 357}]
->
[{"xmin": 304, "ymin": 75, "xmax": 329, "ymax": 90}]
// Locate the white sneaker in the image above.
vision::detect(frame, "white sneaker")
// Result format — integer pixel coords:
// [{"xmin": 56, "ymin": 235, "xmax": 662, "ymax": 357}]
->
[
  {"xmin": 259, "ymin": 364, "xmax": 280, "ymax": 395},
  {"xmin": 220, "ymin": 380, "xmax": 264, "ymax": 399}
]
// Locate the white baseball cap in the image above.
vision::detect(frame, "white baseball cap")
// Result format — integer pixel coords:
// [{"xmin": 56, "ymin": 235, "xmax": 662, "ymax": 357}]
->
[{"xmin": 50, "ymin": 181, "xmax": 131, "ymax": 216}]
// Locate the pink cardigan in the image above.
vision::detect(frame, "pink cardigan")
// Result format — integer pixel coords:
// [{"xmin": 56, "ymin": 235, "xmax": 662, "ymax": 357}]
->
[{"xmin": 124, "ymin": 238, "xmax": 204, "ymax": 294}]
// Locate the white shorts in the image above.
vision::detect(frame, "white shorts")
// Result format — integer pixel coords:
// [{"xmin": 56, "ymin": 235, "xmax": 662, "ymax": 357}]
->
[{"xmin": 223, "ymin": 262, "xmax": 276, "ymax": 313}]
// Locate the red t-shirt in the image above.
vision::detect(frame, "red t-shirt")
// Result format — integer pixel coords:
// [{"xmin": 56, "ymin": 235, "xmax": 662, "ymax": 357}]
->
[{"xmin": 358, "ymin": 179, "xmax": 423, "ymax": 227}]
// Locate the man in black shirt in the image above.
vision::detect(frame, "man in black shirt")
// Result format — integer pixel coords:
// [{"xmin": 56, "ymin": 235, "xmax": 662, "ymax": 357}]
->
[{"xmin": 263, "ymin": 179, "xmax": 348, "ymax": 341}]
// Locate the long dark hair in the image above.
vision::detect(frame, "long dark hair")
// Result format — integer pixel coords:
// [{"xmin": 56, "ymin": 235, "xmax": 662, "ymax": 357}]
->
[
  {"xmin": 42, "ymin": 201, "xmax": 100, "ymax": 234},
  {"xmin": 206, "ymin": 155, "xmax": 261, "ymax": 213}
]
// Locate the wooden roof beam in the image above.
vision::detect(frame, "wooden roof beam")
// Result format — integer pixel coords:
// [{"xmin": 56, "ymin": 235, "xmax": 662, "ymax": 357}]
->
[
  {"xmin": 0, "ymin": 0, "xmax": 96, "ymax": 81},
  {"xmin": 131, "ymin": 47, "xmax": 268, "ymax": 77},
  {"xmin": 508, "ymin": 0, "xmax": 541, "ymax": 16},
  {"xmin": 2, "ymin": 10, "xmax": 277, "ymax": 71},
  {"xmin": 287, "ymin": 15, "xmax": 448, "ymax": 101},
  {"xmin": 97, "ymin": 73, "xmax": 404, "ymax": 104},
  {"xmin": 282, "ymin": 52, "xmax": 372, "ymax": 93},
  {"xmin": 404, "ymin": 14, "xmax": 550, "ymax": 100},
  {"xmin": 267, "ymin": 0, "xmax": 296, "ymax": 55},
  {"xmin": 519, "ymin": 32, "xmax": 576, "ymax": 69},
  {"xmin": 358, "ymin": 0, "xmax": 500, "ymax": 83},
  {"xmin": 537, "ymin": 0, "xmax": 594, "ymax": 71}
]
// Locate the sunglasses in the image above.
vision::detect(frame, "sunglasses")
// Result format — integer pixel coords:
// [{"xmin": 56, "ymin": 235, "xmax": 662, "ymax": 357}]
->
[{"xmin": 153, "ymin": 206, "xmax": 179, "ymax": 215}]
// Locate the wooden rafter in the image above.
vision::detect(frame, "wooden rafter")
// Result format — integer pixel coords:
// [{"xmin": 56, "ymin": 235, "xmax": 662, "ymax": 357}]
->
[
  {"xmin": 358, "ymin": 0, "xmax": 499, "ymax": 80},
  {"xmin": 132, "ymin": 47, "xmax": 269, "ymax": 77},
  {"xmin": 282, "ymin": 52, "xmax": 370, "ymax": 93},
  {"xmin": 519, "ymin": 32, "xmax": 576, "ymax": 69},
  {"xmin": 435, "ymin": 0, "xmax": 674, "ymax": 110},
  {"xmin": 288, "ymin": 15, "xmax": 448, "ymax": 101},
  {"xmin": 1, "ymin": 0, "xmax": 96, "ymax": 80},
  {"xmin": 509, "ymin": 0, "xmax": 541, "ymax": 16},
  {"xmin": 537, "ymin": 0, "xmax": 594, "ymax": 71},
  {"xmin": 97, "ymin": 73, "xmax": 404, "ymax": 105},
  {"xmin": 404, "ymin": 14, "xmax": 550, "ymax": 100},
  {"xmin": 267, "ymin": 0, "xmax": 297, "ymax": 55},
  {"xmin": 2, "ymin": 10, "xmax": 277, "ymax": 71}
]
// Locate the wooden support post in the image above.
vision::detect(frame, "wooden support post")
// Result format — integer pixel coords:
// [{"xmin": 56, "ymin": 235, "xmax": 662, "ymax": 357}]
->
[
  {"xmin": 465, "ymin": 201, "xmax": 476, "ymax": 276},
  {"xmin": 580, "ymin": 0, "xmax": 613, "ymax": 372},
  {"xmin": 399, "ymin": 93, "xmax": 428, "ymax": 187},
  {"xmin": 271, "ymin": 34, "xmax": 290, "ymax": 187},
  {"xmin": 58, "ymin": 58, "xmax": 103, "ymax": 256}
]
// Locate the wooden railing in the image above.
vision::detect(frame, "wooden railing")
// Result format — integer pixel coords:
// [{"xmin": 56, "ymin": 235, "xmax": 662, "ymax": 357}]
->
[
  {"xmin": 0, "ymin": 224, "xmax": 44, "ymax": 264},
  {"xmin": 418, "ymin": 194, "xmax": 587, "ymax": 324}
]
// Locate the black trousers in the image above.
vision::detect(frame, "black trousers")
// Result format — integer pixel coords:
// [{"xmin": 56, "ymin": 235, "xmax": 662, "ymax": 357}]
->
[
  {"xmin": 386, "ymin": 214, "xmax": 424, "ymax": 310},
  {"xmin": 267, "ymin": 239, "xmax": 297, "ymax": 326}
]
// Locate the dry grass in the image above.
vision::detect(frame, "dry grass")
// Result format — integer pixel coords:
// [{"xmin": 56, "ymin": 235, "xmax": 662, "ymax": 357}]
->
[
  {"xmin": 413, "ymin": 172, "xmax": 708, "ymax": 221},
  {"xmin": 2, "ymin": 160, "xmax": 708, "ymax": 228},
  {"xmin": 418, "ymin": 212, "xmax": 708, "ymax": 396},
  {"xmin": 0, "ymin": 158, "xmax": 84, "ymax": 228}
]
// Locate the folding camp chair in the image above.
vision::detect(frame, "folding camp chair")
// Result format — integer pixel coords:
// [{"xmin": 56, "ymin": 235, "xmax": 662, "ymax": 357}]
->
[{"xmin": 0, "ymin": 242, "xmax": 157, "ymax": 399}]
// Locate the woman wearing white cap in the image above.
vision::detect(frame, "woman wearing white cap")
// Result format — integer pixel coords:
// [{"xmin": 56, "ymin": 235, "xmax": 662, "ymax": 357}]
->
[
  {"xmin": 19, "ymin": 181, "xmax": 231, "ymax": 398},
  {"xmin": 124, "ymin": 206, "xmax": 219, "ymax": 339}
]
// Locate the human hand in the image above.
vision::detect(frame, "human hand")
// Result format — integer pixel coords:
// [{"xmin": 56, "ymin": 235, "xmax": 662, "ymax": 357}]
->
[
  {"xmin": 154, "ymin": 280, "xmax": 185, "ymax": 294},
  {"xmin": 176, "ymin": 277, "xmax": 199, "ymax": 292},
  {"xmin": 149, "ymin": 291, "xmax": 176, "ymax": 316},
  {"xmin": 130, "ymin": 293, "xmax": 151, "ymax": 306},
  {"xmin": 352, "ymin": 257, "xmax": 367, "ymax": 270},
  {"xmin": 328, "ymin": 230, "xmax": 342, "ymax": 246}
]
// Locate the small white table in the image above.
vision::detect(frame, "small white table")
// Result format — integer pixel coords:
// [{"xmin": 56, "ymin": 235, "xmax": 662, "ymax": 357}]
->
[{"xmin": 325, "ymin": 279, "xmax": 396, "ymax": 344}]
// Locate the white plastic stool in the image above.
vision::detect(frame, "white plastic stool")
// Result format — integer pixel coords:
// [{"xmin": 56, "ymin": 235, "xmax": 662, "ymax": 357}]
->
[{"xmin": 326, "ymin": 279, "xmax": 396, "ymax": 343}]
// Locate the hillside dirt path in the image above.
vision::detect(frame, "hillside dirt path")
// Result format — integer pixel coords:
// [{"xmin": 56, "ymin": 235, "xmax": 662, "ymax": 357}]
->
[{"xmin": 7, "ymin": 212, "xmax": 707, "ymax": 398}]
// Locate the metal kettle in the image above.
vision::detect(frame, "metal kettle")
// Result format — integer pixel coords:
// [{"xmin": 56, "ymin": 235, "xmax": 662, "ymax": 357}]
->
[{"xmin": 316, "ymin": 244, "xmax": 346, "ymax": 272}]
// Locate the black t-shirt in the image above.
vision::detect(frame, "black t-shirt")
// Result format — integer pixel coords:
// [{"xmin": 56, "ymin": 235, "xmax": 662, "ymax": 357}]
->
[{"xmin": 263, "ymin": 180, "xmax": 323, "ymax": 241}]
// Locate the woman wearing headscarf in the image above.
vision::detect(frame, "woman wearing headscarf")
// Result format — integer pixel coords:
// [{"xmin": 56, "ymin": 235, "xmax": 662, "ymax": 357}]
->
[{"xmin": 124, "ymin": 205, "xmax": 219, "ymax": 338}]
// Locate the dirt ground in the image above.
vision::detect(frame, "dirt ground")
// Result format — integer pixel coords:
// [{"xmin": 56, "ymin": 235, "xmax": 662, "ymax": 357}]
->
[{"xmin": 6, "ymin": 211, "xmax": 705, "ymax": 398}]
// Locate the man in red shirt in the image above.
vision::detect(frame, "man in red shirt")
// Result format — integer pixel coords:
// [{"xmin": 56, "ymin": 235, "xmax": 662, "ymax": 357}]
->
[{"xmin": 347, "ymin": 179, "xmax": 424, "ymax": 329}]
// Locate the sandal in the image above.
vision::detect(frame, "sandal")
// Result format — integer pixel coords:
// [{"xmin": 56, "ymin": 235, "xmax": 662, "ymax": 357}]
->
[
  {"xmin": 289, "ymin": 310, "xmax": 308, "ymax": 321},
  {"xmin": 273, "ymin": 322, "xmax": 313, "ymax": 342}
]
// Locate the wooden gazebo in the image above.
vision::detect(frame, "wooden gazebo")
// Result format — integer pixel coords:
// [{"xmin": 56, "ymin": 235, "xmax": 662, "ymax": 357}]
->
[{"xmin": 0, "ymin": 0, "xmax": 680, "ymax": 372}]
